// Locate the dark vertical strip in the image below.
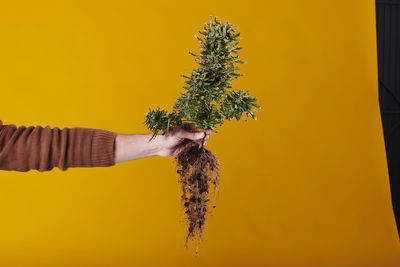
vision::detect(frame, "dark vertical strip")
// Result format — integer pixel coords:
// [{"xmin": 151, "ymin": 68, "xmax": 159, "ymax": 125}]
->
[
  {"xmin": 389, "ymin": 5, "xmax": 394, "ymax": 94},
  {"xmin": 396, "ymin": 5, "xmax": 400, "ymax": 94},
  {"xmin": 376, "ymin": 0, "xmax": 400, "ymax": 240},
  {"xmin": 384, "ymin": 4, "xmax": 389, "ymax": 84},
  {"xmin": 379, "ymin": 4, "xmax": 384, "ymax": 80}
]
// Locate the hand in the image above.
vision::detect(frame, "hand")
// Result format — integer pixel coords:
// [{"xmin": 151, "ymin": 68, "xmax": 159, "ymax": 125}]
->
[
  {"xmin": 114, "ymin": 122, "xmax": 211, "ymax": 163},
  {"xmin": 157, "ymin": 122, "xmax": 211, "ymax": 157}
]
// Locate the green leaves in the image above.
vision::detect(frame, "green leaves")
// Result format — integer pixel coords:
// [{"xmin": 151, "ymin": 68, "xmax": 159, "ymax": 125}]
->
[
  {"xmin": 144, "ymin": 108, "xmax": 183, "ymax": 141},
  {"xmin": 144, "ymin": 16, "xmax": 260, "ymax": 139},
  {"xmin": 144, "ymin": 108, "xmax": 169, "ymax": 141},
  {"xmin": 222, "ymin": 90, "xmax": 260, "ymax": 121}
]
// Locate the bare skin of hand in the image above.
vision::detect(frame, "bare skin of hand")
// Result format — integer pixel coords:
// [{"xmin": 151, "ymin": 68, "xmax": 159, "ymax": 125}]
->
[{"xmin": 114, "ymin": 122, "xmax": 211, "ymax": 163}]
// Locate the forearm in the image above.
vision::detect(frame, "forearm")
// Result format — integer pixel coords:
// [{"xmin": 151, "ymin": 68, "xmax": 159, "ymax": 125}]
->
[{"xmin": 114, "ymin": 133, "xmax": 164, "ymax": 163}]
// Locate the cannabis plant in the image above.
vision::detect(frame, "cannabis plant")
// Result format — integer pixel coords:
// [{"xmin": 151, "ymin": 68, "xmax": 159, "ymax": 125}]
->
[{"xmin": 144, "ymin": 16, "xmax": 260, "ymax": 251}]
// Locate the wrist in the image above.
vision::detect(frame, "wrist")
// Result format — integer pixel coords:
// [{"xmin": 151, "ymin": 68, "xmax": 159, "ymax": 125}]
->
[
  {"xmin": 115, "ymin": 133, "xmax": 166, "ymax": 163},
  {"xmin": 148, "ymin": 134, "xmax": 166, "ymax": 157}
]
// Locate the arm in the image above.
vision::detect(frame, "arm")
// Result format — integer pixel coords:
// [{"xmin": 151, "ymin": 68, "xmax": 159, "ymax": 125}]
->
[
  {"xmin": 0, "ymin": 120, "xmax": 210, "ymax": 172},
  {"xmin": 115, "ymin": 122, "xmax": 211, "ymax": 163}
]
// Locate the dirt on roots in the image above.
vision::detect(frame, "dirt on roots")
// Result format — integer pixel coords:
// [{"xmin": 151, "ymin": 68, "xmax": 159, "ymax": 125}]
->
[{"xmin": 175, "ymin": 144, "xmax": 220, "ymax": 250}]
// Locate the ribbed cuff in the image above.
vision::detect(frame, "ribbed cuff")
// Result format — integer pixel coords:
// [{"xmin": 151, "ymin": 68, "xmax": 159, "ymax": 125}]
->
[{"xmin": 90, "ymin": 129, "xmax": 118, "ymax": 167}]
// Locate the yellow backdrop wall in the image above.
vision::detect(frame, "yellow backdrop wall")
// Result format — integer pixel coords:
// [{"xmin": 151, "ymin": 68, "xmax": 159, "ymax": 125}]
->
[{"xmin": 0, "ymin": 0, "xmax": 399, "ymax": 266}]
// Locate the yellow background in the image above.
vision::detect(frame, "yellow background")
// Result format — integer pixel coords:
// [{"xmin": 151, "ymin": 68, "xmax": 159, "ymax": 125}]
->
[{"xmin": 0, "ymin": 0, "xmax": 399, "ymax": 266}]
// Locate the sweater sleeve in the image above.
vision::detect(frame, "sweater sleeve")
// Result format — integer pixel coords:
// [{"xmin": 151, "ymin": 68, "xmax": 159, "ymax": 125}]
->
[{"xmin": 0, "ymin": 120, "xmax": 118, "ymax": 172}]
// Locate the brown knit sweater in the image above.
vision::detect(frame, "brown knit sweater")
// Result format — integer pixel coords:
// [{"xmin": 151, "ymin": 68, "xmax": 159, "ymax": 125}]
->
[{"xmin": 0, "ymin": 120, "xmax": 118, "ymax": 172}]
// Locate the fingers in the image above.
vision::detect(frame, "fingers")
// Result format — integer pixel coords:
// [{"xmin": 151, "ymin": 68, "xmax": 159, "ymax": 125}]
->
[
  {"xmin": 205, "ymin": 129, "xmax": 210, "ymax": 140},
  {"xmin": 179, "ymin": 140, "xmax": 198, "ymax": 154},
  {"xmin": 203, "ymin": 129, "xmax": 210, "ymax": 146},
  {"xmin": 180, "ymin": 122, "xmax": 210, "ymax": 134},
  {"xmin": 177, "ymin": 130, "xmax": 205, "ymax": 141},
  {"xmin": 171, "ymin": 138, "xmax": 197, "ymax": 156},
  {"xmin": 174, "ymin": 122, "xmax": 212, "ymax": 147}
]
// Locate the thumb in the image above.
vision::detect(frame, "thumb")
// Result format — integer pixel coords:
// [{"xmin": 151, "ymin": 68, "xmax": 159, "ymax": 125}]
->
[{"xmin": 177, "ymin": 130, "xmax": 205, "ymax": 141}]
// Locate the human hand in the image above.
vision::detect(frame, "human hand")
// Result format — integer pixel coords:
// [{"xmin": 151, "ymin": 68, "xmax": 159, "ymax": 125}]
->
[{"xmin": 157, "ymin": 122, "xmax": 211, "ymax": 157}]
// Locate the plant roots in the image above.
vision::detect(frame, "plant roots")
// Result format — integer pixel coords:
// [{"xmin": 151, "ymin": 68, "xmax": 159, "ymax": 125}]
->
[{"xmin": 175, "ymin": 144, "xmax": 220, "ymax": 250}]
